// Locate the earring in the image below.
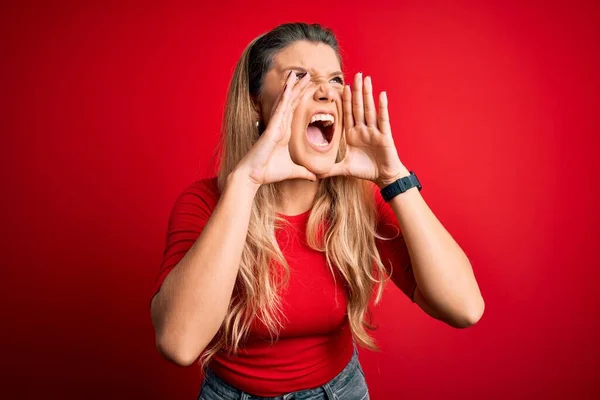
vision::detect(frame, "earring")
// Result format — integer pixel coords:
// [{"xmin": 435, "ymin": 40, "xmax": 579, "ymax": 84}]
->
[{"xmin": 255, "ymin": 120, "xmax": 260, "ymax": 129}]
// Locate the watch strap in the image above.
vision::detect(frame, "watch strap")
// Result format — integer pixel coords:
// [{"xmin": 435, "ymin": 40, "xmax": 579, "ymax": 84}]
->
[{"xmin": 380, "ymin": 171, "xmax": 422, "ymax": 202}]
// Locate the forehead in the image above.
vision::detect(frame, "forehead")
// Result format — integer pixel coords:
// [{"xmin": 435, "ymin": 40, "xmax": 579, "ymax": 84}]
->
[{"xmin": 270, "ymin": 40, "xmax": 341, "ymax": 75}]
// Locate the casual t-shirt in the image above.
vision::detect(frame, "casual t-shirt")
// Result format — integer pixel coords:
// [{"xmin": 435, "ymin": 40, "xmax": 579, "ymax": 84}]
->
[{"xmin": 152, "ymin": 177, "xmax": 417, "ymax": 396}]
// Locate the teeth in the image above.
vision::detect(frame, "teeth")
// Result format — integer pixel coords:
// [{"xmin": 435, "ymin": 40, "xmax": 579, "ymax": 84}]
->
[{"xmin": 310, "ymin": 113, "xmax": 334, "ymax": 127}]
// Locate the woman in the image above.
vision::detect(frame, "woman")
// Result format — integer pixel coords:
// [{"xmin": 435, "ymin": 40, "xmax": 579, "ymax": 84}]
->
[{"xmin": 150, "ymin": 22, "xmax": 484, "ymax": 400}]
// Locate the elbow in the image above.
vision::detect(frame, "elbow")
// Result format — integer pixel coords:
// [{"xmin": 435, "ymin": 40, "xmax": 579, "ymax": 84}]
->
[
  {"xmin": 450, "ymin": 297, "xmax": 485, "ymax": 329},
  {"xmin": 155, "ymin": 333, "xmax": 202, "ymax": 367},
  {"xmin": 162, "ymin": 348, "xmax": 199, "ymax": 367},
  {"xmin": 151, "ymin": 294, "xmax": 203, "ymax": 367}
]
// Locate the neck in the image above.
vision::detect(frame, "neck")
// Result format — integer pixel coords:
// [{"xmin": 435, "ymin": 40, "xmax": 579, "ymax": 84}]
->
[{"xmin": 277, "ymin": 178, "xmax": 320, "ymax": 216}]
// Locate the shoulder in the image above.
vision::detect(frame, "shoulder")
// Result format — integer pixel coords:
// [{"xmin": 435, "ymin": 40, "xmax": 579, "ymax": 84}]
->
[
  {"xmin": 366, "ymin": 180, "xmax": 402, "ymax": 236},
  {"xmin": 171, "ymin": 176, "xmax": 221, "ymax": 217},
  {"xmin": 366, "ymin": 181, "xmax": 390, "ymax": 222},
  {"xmin": 182, "ymin": 176, "xmax": 220, "ymax": 200}
]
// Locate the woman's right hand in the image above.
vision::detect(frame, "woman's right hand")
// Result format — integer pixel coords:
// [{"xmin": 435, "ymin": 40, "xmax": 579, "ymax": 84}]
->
[{"xmin": 233, "ymin": 71, "xmax": 315, "ymax": 188}]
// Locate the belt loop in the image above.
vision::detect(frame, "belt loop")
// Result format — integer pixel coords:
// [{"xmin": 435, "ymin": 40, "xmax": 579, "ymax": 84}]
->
[{"xmin": 323, "ymin": 382, "xmax": 337, "ymax": 400}]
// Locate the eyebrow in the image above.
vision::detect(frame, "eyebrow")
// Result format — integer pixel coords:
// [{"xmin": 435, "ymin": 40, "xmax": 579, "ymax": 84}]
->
[{"xmin": 284, "ymin": 66, "xmax": 343, "ymax": 78}]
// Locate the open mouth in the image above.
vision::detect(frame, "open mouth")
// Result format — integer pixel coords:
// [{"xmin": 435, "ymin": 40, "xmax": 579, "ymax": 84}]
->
[{"xmin": 306, "ymin": 113, "xmax": 335, "ymax": 147}]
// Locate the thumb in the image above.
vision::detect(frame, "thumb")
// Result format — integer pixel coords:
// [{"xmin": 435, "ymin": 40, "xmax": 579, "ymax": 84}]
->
[
  {"xmin": 290, "ymin": 164, "xmax": 317, "ymax": 182},
  {"xmin": 316, "ymin": 161, "xmax": 348, "ymax": 179}
]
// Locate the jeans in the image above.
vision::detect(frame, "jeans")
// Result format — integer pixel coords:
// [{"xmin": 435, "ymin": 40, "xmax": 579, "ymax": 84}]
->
[{"xmin": 197, "ymin": 343, "xmax": 370, "ymax": 400}]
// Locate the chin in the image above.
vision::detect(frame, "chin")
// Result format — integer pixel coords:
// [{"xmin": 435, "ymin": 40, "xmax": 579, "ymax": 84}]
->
[
  {"xmin": 290, "ymin": 145, "xmax": 340, "ymax": 176},
  {"xmin": 301, "ymin": 159, "xmax": 337, "ymax": 176}
]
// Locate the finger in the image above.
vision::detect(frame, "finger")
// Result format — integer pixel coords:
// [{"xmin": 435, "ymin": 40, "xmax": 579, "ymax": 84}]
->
[
  {"xmin": 315, "ymin": 161, "xmax": 348, "ymax": 179},
  {"xmin": 352, "ymin": 72, "xmax": 364, "ymax": 125},
  {"xmin": 288, "ymin": 72, "xmax": 311, "ymax": 110},
  {"xmin": 273, "ymin": 71, "xmax": 294, "ymax": 110},
  {"xmin": 342, "ymin": 85, "xmax": 354, "ymax": 131},
  {"xmin": 269, "ymin": 71, "xmax": 296, "ymax": 134},
  {"xmin": 290, "ymin": 163, "xmax": 317, "ymax": 182},
  {"xmin": 363, "ymin": 76, "xmax": 377, "ymax": 127},
  {"xmin": 267, "ymin": 71, "xmax": 295, "ymax": 128},
  {"xmin": 283, "ymin": 73, "xmax": 311, "ymax": 132},
  {"xmin": 271, "ymin": 71, "xmax": 308, "ymax": 126},
  {"xmin": 378, "ymin": 91, "xmax": 391, "ymax": 135}
]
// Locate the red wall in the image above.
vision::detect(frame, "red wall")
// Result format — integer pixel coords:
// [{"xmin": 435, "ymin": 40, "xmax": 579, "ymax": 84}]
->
[{"xmin": 2, "ymin": 1, "xmax": 599, "ymax": 398}]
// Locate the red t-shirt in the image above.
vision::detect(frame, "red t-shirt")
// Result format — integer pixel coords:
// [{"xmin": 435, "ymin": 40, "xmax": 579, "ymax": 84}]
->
[{"xmin": 152, "ymin": 177, "xmax": 417, "ymax": 396}]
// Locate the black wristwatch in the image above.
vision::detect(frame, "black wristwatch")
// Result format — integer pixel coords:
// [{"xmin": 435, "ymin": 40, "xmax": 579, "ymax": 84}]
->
[{"xmin": 380, "ymin": 171, "xmax": 422, "ymax": 202}]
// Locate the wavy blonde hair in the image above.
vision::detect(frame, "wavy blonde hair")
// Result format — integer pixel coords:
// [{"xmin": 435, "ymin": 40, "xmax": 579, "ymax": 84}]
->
[{"xmin": 199, "ymin": 23, "xmax": 392, "ymax": 371}]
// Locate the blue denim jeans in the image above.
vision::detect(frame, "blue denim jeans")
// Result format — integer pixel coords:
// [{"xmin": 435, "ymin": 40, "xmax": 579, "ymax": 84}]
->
[{"xmin": 198, "ymin": 342, "xmax": 370, "ymax": 400}]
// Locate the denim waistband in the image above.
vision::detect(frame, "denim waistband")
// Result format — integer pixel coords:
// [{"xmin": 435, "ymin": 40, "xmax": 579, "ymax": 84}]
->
[{"xmin": 201, "ymin": 342, "xmax": 363, "ymax": 400}]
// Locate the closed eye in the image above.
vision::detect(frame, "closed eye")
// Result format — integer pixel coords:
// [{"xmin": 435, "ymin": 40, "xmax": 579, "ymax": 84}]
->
[{"xmin": 294, "ymin": 72, "xmax": 344, "ymax": 85}]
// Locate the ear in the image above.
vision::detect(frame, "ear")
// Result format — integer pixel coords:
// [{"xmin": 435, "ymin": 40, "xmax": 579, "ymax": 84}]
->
[
  {"xmin": 250, "ymin": 95, "xmax": 262, "ymax": 116},
  {"xmin": 250, "ymin": 96, "xmax": 264, "ymax": 133}
]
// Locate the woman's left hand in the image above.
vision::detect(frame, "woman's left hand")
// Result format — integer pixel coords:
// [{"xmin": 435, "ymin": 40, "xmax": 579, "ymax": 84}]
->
[{"xmin": 317, "ymin": 72, "xmax": 408, "ymax": 187}]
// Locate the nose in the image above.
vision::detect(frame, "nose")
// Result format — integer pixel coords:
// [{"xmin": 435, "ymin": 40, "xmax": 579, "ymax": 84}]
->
[{"xmin": 312, "ymin": 80, "xmax": 336, "ymax": 103}]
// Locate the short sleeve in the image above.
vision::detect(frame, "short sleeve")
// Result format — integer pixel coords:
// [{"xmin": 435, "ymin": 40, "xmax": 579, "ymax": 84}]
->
[
  {"xmin": 374, "ymin": 186, "xmax": 418, "ymax": 303},
  {"xmin": 152, "ymin": 178, "xmax": 220, "ymax": 301}
]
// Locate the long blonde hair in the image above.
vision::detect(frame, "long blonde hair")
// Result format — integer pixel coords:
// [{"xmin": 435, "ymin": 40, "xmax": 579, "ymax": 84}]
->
[{"xmin": 199, "ymin": 23, "xmax": 392, "ymax": 371}]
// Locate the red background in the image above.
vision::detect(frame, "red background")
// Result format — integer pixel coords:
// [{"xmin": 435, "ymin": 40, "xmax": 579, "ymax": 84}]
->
[{"xmin": 2, "ymin": 0, "xmax": 599, "ymax": 399}]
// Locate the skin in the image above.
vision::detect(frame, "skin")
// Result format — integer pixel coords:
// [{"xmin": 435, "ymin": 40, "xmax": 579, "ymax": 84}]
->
[
  {"xmin": 256, "ymin": 41, "xmax": 344, "ymax": 177},
  {"xmin": 151, "ymin": 39, "xmax": 485, "ymax": 367}
]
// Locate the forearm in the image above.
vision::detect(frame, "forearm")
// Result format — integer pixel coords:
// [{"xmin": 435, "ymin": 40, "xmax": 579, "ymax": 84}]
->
[
  {"xmin": 384, "ymin": 167, "xmax": 484, "ymax": 327},
  {"xmin": 151, "ymin": 170, "xmax": 259, "ymax": 365}
]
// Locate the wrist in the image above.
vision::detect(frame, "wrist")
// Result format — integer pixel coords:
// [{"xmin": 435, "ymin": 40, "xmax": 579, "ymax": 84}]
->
[
  {"xmin": 376, "ymin": 166, "xmax": 411, "ymax": 189},
  {"xmin": 226, "ymin": 168, "xmax": 261, "ymax": 196}
]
